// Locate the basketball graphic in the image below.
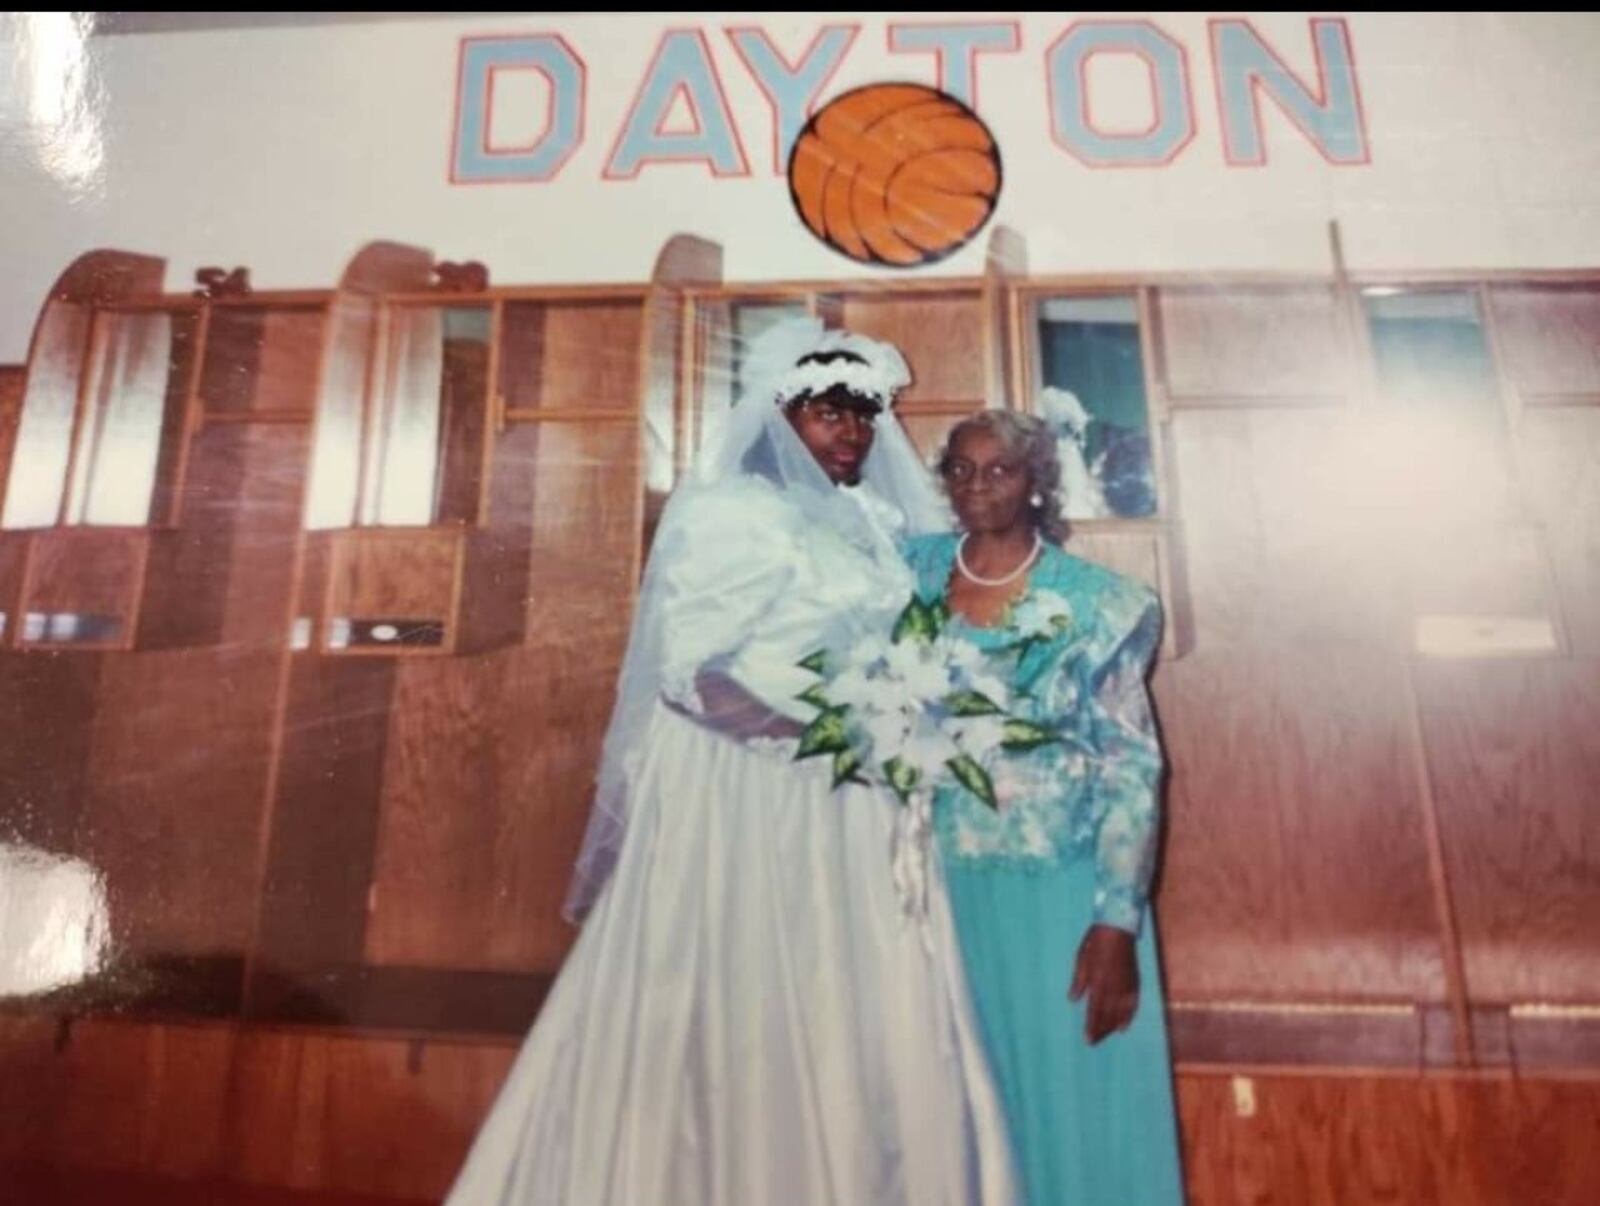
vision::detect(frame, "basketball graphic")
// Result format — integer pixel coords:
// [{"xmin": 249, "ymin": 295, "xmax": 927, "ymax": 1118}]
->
[{"xmin": 788, "ymin": 82, "xmax": 1002, "ymax": 268}]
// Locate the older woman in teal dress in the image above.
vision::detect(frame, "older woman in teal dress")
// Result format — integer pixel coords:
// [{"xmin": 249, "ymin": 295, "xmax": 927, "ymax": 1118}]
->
[{"xmin": 904, "ymin": 410, "xmax": 1185, "ymax": 1205}]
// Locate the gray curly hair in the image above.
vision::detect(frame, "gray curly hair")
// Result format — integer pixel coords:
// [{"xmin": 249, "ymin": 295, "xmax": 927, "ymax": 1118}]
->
[{"xmin": 936, "ymin": 410, "xmax": 1070, "ymax": 545}]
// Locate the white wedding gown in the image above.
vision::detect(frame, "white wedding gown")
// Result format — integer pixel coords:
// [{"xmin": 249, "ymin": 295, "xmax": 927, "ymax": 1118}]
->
[{"xmin": 447, "ymin": 476, "xmax": 1017, "ymax": 1205}]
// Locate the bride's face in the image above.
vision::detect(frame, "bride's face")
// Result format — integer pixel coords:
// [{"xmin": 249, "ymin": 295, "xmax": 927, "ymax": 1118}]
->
[{"xmin": 785, "ymin": 388, "xmax": 879, "ymax": 485}]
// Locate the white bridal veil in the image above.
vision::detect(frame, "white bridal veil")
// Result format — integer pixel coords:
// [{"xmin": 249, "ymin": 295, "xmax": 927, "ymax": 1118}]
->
[{"xmin": 564, "ymin": 316, "xmax": 947, "ymax": 919}]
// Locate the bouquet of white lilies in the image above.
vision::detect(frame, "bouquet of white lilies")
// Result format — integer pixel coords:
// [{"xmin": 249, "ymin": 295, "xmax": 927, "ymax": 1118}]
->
[{"xmin": 793, "ymin": 594, "xmax": 1066, "ymax": 808}]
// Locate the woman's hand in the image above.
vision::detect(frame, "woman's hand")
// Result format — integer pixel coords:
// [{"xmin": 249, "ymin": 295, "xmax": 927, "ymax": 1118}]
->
[{"xmin": 1068, "ymin": 924, "xmax": 1139, "ymax": 1045}]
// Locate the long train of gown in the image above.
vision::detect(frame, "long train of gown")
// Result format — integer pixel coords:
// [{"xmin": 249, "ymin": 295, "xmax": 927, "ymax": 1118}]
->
[{"xmin": 446, "ymin": 703, "xmax": 1018, "ymax": 1205}]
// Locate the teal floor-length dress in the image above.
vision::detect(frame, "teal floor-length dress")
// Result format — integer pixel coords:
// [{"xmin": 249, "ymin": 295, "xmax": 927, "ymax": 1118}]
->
[{"xmin": 905, "ymin": 533, "xmax": 1185, "ymax": 1206}]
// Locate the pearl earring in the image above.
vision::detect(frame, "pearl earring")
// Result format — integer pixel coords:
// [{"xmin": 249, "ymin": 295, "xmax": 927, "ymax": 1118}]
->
[{"xmin": 1030, "ymin": 492, "xmax": 1044, "ymax": 507}]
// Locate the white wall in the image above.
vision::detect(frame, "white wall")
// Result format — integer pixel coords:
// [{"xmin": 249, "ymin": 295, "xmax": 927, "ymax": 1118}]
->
[{"xmin": 2, "ymin": 12, "xmax": 1599, "ymax": 360}]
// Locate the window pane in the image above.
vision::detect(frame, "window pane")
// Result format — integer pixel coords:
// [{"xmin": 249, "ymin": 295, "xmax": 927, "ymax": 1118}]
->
[
  {"xmin": 1035, "ymin": 295, "xmax": 1156, "ymax": 519},
  {"xmin": 71, "ymin": 309, "xmax": 194, "ymax": 526},
  {"xmin": 2, "ymin": 302, "xmax": 90, "ymax": 529},
  {"xmin": 363, "ymin": 304, "xmax": 489, "ymax": 526},
  {"xmin": 305, "ymin": 295, "xmax": 377, "ymax": 531}
]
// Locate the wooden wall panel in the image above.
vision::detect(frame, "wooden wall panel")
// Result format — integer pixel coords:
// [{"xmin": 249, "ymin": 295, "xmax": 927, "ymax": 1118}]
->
[
  {"xmin": 1167, "ymin": 409, "xmax": 1401, "ymax": 652},
  {"xmin": 1156, "ymin": 647, "xmax": 1446, "ymax": 1002},
  {"xmin": 78, "ymin": 649, "xmax": 280, "ymax": 958},
  {"xmin": 365, "ymin": 655, "xmax": 508, "ymax": 968},
  {"xmin": 488, "ymin": 647, "xmax": 610, "ymax": 968},
  {"xmin": 1489, "ymin": 284, "xmax": 1600, "ymax": 400},
  {"xmin": 0, "ymin": 364, "xmax": 23, "ymax": 411},
  {"xmin": 326, "ymin": 530, "xmax": 458, "ymax": 624},
  {"xmin": 0, "ymin": 1014, "xmax": 60, "ymax": 1162},
  {"xmin": 538, "ymin": 301, "xmax": 644, "ymax": 412},
  {"xmin": 140, "ymin": 424, "xmax": 309, "ymax": 651},
  {"xmin": 254, "ymin": 309, "xmax": 327, "ymax": 415},
  {"xmin": 367, "ymin": 420, "xmax": 635, "ymax": 972},
  {"xmin": 838, "ymin": 291, "xmax": 987, "ymax": 404},
  {"xmin": 454, "ymin": 368, "xmax": 541, "ymax": 655},
  {"xmin": 0, "ymin": 532, "xmax": 26, "ymax": 638},
  {"xmin": 226, "ymin": 1029, "xmax": 512, "ymax": 1200},
  {"xmin": 1178, "ymin": 1073, "xmax": 1600, "ymax": 1206},
  {"xmin": 0, "ymin": 1018, "xmax": 233, "ymax": 1179},
  {"xmin": 1415, "ymin": 657, "xmax": 1600, "ymax": 1004},
  {"xmin": 1159, "ymin": 286, "xmax": 1349, "ymax": 402},
  {"xmin": 524, "ymin": 422, "xmax": 640, "ymax": 653},
  {"xmin": 218, "ymin": 425, "xmax": 310, "ymax": 648},
  {"xmin": 8, "ymin": 1017, "xmax": 1600, "ymax": 1205},
  {"xmin": 0, "ymin": 363, "xmax": 25, "ymax": 491},
  {"xmin": 253, "ymin": 658, "xmax": 397, "ymax": 995},
  {"xmin": 0, "ymin": 654, "xmax": 100, "ymax": 851},
  {"xmin": 898, "ymin": 411, "xmax": 963, "ymax": 460},
  {"xmin": 1517, "ymin": 408, "xmax": 1600, "ymax": 657},
  {"xmin": 22, "ymin": 529, "xmax": 147, "ymax": 640}
]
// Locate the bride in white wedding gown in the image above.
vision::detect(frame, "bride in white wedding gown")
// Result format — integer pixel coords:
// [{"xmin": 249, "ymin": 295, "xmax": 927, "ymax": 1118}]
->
[{"xmin": 446, "ymin": 320, "xmax": 1017, "ymax": 1205}]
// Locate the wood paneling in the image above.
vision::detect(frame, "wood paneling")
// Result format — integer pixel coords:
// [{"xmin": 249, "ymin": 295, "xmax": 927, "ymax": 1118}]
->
[
  {"xmin": 365, "ymin": 655, "xmax": 507, "ymax": 967},
  {"xmin": 226, "ymin": 1028, "xmax": 512, "ymax": 1199},
  {"xmin": 0, "ymin": 364, "xmax": 23, "ymax": 412},
  {"xmin": 0, "ymin": 533, "xmax": 24, "ymax": 648},
  {"xmin": 202, "ymin": 306, "xmax": 325, "ymax": 417},
  {"xmin": 837, "ymin": 290, "xmax": 987, "ymax": 404},
  {"xmin": 140, "ymin": 423, "xmax": 310, "ymax": 651},
  {"xmin": 485, "ymin": 648, "xmax": 606, "ymax": 968},
  {"xmin": 435, "ymin": 337, "xmax": 490, "ymax": 526},
  {"xmin": 20, "ymin": 528, "xmax": 148, "ymax": 647},
  {"xmin": 1177, "ymin": 1073, "xmax": 1600, "ymax": 1206},
  {"xmin": 78, "ymin": 649, "xmax": 281, "ymax": 958},
  {"xmin": 0, "ymin": 1017, "xmax": 233, "ymax": 1178},
  {"xmin": 0, "ymin": 365, "xmax": 23, "ymax": 534},
  {"xmin": 366, "ymin": 421, "xmax": 633, "ymax": 971},
  {"xmin": 7, "ymin": 1018, "xmax": 1600, "ymax": 1205},
  {"xmin": 501, "ymin": 300, "xmax": 644, "ymax": 414},
  {"xmin": 1517, "ymin": 408, "xmax": 1600, "ymax": 657},
  {"xmin": 1167, "ymin": 409, "xmax": 1401, "ymax": 651},
  {"xmin": 1156, "ymin": 647, "xmax": 1446, "ymax": 1003},
  {"xmin": 0, "ymin": 654, "xmax": 101, "ymax": 850},
  {"xmin": 1, "ymin": 1164, "xmax": 413, "ymax": 1206},
  {"xmin": 1489, "ymin": 283, "xmax": 1600, "ymax": 400},
  {"xmin": 1168, "ymin": 1002, "xmax": 1454, "ymax": 1069},
  {"xmin": 325, "ymin": 530, "xmax": 458, "ymax": 628},
  {"xmin": 897, "ymin": 411, "xmax": 964, "ymax": 460},
  {"xmin": 1160, "ymin": 285, "xmax": 1349, "ymax": 403},
  {"xmin": 524, "ymin": 421, "xmax": 640, "ymax": 652},
  {"xmin": 252, "ymin": 657, "xmax": 397, "ymax": 1000},
  {"xmin": 1415, "ymin": 657, "xmax": 1600, "ymax": 1004}
]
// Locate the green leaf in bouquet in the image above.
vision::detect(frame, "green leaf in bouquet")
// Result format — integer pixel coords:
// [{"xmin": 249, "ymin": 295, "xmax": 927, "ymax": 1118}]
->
[
  {"xmin": 797, "ymin": 650, "xmax": 829, "ymax": 675},
  {"xmin": 944, "ymin": 689, "xmax": 1003, "ymax": 717},
  {"xmin": 882, "ymin": 756, "xmax": 921, "ymax": 806},
  {"xmin": 891, "ymin": 596, "xmax": 939, "ymax": 645},
  {"xmin": 796, "ymin": 708, "xmax": 850, "ymax": 760},
  {"xmin": 831, "ymin": 749, "xmax": 868, "ymax": 789},
  {"xmin": 795, "ymin": 683, "xmax": 833, "ymax": 711},
  {"xmin": 946, "ymin": 753, "xmax": 999, "ymax": 811},
  {"xmin": 1001, "ymin": 719, "xmax": 1059, "ymax": 752},
  {"xmin": 930, "ymin": 598, "xmax": 951, "ymax": 634}
]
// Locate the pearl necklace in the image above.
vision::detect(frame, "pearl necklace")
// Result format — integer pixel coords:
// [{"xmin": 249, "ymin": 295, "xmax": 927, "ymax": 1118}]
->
[{"xmin": 956, "ymin": 532, "xmax": 1041, "ymax": 587}]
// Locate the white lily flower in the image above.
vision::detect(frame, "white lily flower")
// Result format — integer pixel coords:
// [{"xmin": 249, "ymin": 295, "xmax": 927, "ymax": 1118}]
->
[{"xmin": 883, "ymin": 641, "xmax": 955, "ymax": 705}]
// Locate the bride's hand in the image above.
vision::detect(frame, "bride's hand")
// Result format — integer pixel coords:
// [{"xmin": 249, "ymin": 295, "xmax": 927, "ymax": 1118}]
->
[{"xmin": 1068, "ymin": 924, "xmax": 1139, "ymax": 1045}]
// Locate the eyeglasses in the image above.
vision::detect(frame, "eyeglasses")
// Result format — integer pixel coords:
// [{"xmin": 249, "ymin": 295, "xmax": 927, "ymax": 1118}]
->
[{"xmin": 939, "ymin": 458, "xmax": 1025, "ymax": 486}]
